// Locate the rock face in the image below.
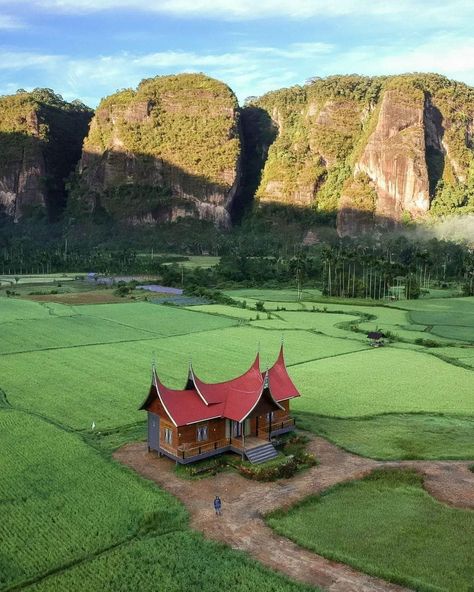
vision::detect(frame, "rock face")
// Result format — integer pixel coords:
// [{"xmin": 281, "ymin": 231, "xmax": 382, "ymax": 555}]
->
[
  {"xmin": 0, "ymin": 90, "xmax": 92, "ymax": 221},
  {"xmin": 355, "ymin": 89, "xmax": 430, "ymax": 222},
  {"xmin": 75, "ymin": 74, "xmax": 241, "ymax": 227},
  {"xmin": 2, "ymin": 73, "xmax": 473, "ymax": 234},
  {"xmin": 251, "ymin": 74, "xmax": 474, "ymax": 235}
]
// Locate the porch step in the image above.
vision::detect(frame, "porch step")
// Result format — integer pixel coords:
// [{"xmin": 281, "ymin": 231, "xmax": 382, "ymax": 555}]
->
[{"xmin": 245, "ymin": 442, "xmax": 278, "ymax": 464}]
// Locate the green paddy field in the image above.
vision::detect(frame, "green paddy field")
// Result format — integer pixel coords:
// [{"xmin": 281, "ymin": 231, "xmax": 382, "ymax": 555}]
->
[{"xmin": 1, "ymin": 285, "xmax": 473, "ymax": 591}]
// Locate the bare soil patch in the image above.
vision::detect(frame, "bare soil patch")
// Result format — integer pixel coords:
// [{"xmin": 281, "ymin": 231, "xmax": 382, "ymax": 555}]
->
[{"xmin": 115, "ymin": 437, "xmax": 472, "ymax": 591}]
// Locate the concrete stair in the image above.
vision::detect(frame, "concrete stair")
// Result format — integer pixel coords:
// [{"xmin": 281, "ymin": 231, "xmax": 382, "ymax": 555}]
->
[{"xmin": 245, "ymin": 442, "xmax": 278, "ymax": 464}]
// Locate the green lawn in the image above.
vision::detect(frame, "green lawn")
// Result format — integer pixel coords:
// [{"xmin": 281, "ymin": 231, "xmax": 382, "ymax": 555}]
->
[
  {"xmin": 296, "ymin": 412, "xmax": 474, "ymax": 459},
  {"xmin": 267, "ymin": 469, "xmax": 474, "ymax": 592},
  {"xmin": 291, "ymin": 347, "xmax": 474, "ymax": 417}
]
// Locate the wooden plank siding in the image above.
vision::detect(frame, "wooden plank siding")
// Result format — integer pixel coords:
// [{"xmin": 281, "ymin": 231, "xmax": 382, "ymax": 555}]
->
[{"xmin": 148, "ymin": 395, "xmax": 294, "ymax": 462}]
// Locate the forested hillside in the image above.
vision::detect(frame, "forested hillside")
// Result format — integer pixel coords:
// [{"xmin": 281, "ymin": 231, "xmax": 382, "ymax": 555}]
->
[{"xmin": 1, "ymin": 73, "xmax": 473, "ymax": 239}]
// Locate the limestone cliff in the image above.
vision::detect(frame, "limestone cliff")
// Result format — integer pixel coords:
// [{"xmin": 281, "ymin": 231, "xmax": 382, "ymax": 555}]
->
[
  {"xmin": 251, "ymin": 74, "xmax": 474, "ymax": 235},
  {"xmin": 75, "ymin": 74, "xmax": 241, "ymax": 227},
  {"xmin": 0, "ymin": 89, "xmax": 92, "ymax": 221}
]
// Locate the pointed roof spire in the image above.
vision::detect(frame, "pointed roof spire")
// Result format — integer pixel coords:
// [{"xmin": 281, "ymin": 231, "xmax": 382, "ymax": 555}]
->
[
  {"xmin": 278, "ymin": 337, "xmax": 285, "ymax": 363},
  {"xmin": 263, "ymin": 366, "xmax": 269, "ymax": 389}
]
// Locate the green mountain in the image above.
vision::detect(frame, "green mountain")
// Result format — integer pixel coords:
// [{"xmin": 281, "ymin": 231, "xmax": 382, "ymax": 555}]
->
[
  {"xmin": 251, "ymin": 73, "xmax": 474, "ymax": 234},
  {"xmin": 1, "ymin": 73, "xmax": 473, "ymax": 236},
  {"xmin": 69, "ymin": 73, "xmax": 241, "ymax": 227},
  {"xmin": 0, "ymin": 88, "xmax": 92, "ymax": 221}
]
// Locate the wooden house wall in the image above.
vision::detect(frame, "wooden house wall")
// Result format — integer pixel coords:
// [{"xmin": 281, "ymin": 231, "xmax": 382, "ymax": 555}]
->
[
  {"xmin": 147, "ymin": 394, "xmax": 293, "ymax": 451},
  {"xmin": 177, "ymin": 418, "xmax": 226, "ymax": 447}
]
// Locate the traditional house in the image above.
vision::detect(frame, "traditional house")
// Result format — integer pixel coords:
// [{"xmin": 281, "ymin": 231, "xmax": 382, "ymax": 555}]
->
[{"xmin": 140, "ymin": 345, "xmax": 299, "ymax": 464}]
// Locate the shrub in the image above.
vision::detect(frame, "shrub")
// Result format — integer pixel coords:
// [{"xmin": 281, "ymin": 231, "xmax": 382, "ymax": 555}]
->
[{"xmin": 415, "ymin": 338, "xmax": 441, "ymax": 348}]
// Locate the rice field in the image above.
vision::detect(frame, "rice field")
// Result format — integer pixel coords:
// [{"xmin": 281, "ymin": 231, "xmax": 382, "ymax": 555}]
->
[
  {"xmin": 73, "ymin": 302, "xmax": 238, "ymax": 336},
  {"xmin": 27, "ymin": 531, "xmax": 314, "ymax": 592},
  {"xmin": 1, "ymin": 288, "xmax": 473, "ymax": 592},
  {"xmin": 0, "ymin": 410, "xmax": 186, "ymax": 591},
  {"xmin": 296, "ymin": 413, "xmax": 474, "ymax": 459},
  {"xmin": 0, "ymin": 325, "xmax": 367, "ymax": 429},
  {"xmin": 290, "ymin": 347, "xmax": 474, "ymax": 417},
  {"xmin": 267, "ymin": 469, "xmax": 474, "ymax": 592}
]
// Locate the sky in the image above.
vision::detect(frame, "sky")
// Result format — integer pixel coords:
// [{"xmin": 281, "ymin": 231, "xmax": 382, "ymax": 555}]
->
[{"xmin": 1, "ymin": 0, "xmax": 474, "ymax": 107}]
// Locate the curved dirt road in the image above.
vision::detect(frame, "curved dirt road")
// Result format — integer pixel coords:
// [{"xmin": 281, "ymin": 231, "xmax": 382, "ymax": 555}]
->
[{"xmin": 114, "ymin": 437, "xmax": 474, "ymax": 592}]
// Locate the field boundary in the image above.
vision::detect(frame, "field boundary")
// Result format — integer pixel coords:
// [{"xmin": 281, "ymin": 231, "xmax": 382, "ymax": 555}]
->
[{"xmin": 115, "ymin": 435, "xmax": 474, "ymax": 592}]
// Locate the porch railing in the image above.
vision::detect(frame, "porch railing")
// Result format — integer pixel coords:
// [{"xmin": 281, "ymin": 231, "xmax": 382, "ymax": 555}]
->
[
  {"xmin": 258, "ymin": 417, "xmax": 296, "ymax": 435},
  {"xmin": 158, "ymin": 418, "xmax": 296, "ymax": 460},
  {"xmin": 176, "ymin": 437, "xmax": 232, "ymax": 460}
]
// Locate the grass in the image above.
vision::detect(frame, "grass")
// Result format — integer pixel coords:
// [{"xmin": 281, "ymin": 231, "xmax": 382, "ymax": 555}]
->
[
  {"xmin": 296, "ymin": 412, "xmax": 474, "ymax": 459},
  {"xmin": 2, "ymin": 289, "xmax": 474, "ymax": 590},
  {"xmin": 291, "ymin": 347, "xmax": 474, "ymax": 417},
  {"xmin": 0, "ymin": 409, "xmax": 186, "ymax": 591},
  {"xmin": 0, "ymin": 409, "xmax": 315, "ymax": 592},
  {"xmin": 187, "ymin": 303, "xmax": 259, "ymax": 320},
  {"xmin": 27, "ymin": 531, "xmax": 316, "ymax": 592},
  {"xmin": 267, "ymin": 469, "xmax": 474, "ymax": 592},
  {"xmin": 0, "ymin": 273, "xmax": 79, "ymax": 286},
  {"xmin": 252, "ymin": 310, "xmax": 364, "ymax": 338},
  {"xmin": 224, "ymin": 288, "xmax": 322, "ymax": 302},
  {"xmin": 434, "ymin": 346, "xmax": 474, "ymax": 369},
  {"xmin": 0, "ymin": 322, "xmax": 367, "ymax": 430},
  {"xmin": 0, "ymin": 315, "xmax": 156, "ymax": 354},
  {"xmin": 0, "ymin": 298, "xmax": 75, "ymax": 321},
  {"xmin": 72, "ymin": 302, "xmax": 238, "ymax": 336}
]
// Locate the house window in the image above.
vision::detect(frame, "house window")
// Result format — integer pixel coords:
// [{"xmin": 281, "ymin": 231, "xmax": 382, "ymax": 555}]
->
[
  {"xmin": 266, "ymin": 412, "xmax": 275, "ymax": 422},
  {"xmin": 163, "ymin": 427, "xmax": 173, "ymax": 445},
  {"xmin": 197, "ymin": 425, "xmax": 208, "ymax": 442}
]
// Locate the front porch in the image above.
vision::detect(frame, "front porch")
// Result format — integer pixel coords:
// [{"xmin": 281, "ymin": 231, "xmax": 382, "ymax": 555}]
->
[{"xmin": 156, "ymin": 418, "xmax": 296, "ymax": 464}]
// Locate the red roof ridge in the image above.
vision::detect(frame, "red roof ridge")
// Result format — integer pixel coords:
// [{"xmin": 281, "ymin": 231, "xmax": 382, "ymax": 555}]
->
[
  {"xmin": 190, "ymin": 352, "xmax": 262, "ymax": 405},
  {"xmin": 192, "ymin": 352, "xmax": 261, "ymax": 388}
]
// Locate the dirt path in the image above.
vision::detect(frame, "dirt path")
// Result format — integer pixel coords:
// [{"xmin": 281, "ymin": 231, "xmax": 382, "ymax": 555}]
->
[{"xmin": 114, "ymin": 438, "xmax": 474, "ymax": 592}]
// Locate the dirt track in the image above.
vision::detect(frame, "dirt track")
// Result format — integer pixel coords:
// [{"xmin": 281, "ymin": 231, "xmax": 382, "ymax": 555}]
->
[{"xmin": 114, "ymin": 437, "xmax": 474, "ymax": 592}]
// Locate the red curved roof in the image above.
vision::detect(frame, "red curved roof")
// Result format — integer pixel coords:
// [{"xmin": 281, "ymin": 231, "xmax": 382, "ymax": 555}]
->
[
  {"xmin": 141, "ymin": 348, "xmax": 299, "ymax": 426},
  {"xmin": 192, "ymin": 353, "xmax": 262, "ymax": 405},
  {"xmin": 266, "ymin": 346, "xmax": 300, "ymax": 401},
  {"xmin": 154, "ymin": 373, "xmax": 224, "ymax": 426}
]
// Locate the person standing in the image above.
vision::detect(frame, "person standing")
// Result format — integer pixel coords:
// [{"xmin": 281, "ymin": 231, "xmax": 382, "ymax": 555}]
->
[{"xmin": 214, "ymin": 495, "xmax": 222, "ymax": 516}]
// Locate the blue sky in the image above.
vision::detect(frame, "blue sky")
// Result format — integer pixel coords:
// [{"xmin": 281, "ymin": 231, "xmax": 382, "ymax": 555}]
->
[{"xmin": 1, "ymin": 1, "xmax": 474, "ymax": 107}]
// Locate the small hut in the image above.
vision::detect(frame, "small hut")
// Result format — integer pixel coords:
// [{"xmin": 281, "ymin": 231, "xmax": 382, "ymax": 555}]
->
[{"xmin": 367, "ymin": 331, "xmax": 385, "ymax": 347}]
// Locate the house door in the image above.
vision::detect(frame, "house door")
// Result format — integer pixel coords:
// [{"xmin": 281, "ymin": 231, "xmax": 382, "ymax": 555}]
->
[
  {"xmin": 148, "ymin": 412, "xmax": 160, "ymax": 451},
  {"xmin": 232, "ymin": 420, "xmax": 242, "ymax": 437},
  {"xmin": 231, "ymin": 420, "xmax": 250, "ymax": 438}
]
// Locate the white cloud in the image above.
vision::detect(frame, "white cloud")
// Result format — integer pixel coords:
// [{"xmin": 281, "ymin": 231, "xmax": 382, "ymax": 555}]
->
[
  {"xmin": 0, "ymin": 14, "xmax": 26, "ymax": 29},
  {"xmin": 3, "ymin": 34, "xmax": 474, "ymax": 107},
  {"xmin": 0, "ymin": 0, "xmax": 452, "ymax": 20},
  {"xmin": 248, "ymin": 42, "xmax": 334, "ymax": 59},
  {"xmin": 312, "ymin": 35, "xmax": 474, "ymax": 86},
  {"xmin": 0, "ymin": 51, "xmax": 61, "ymax": 70}
]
